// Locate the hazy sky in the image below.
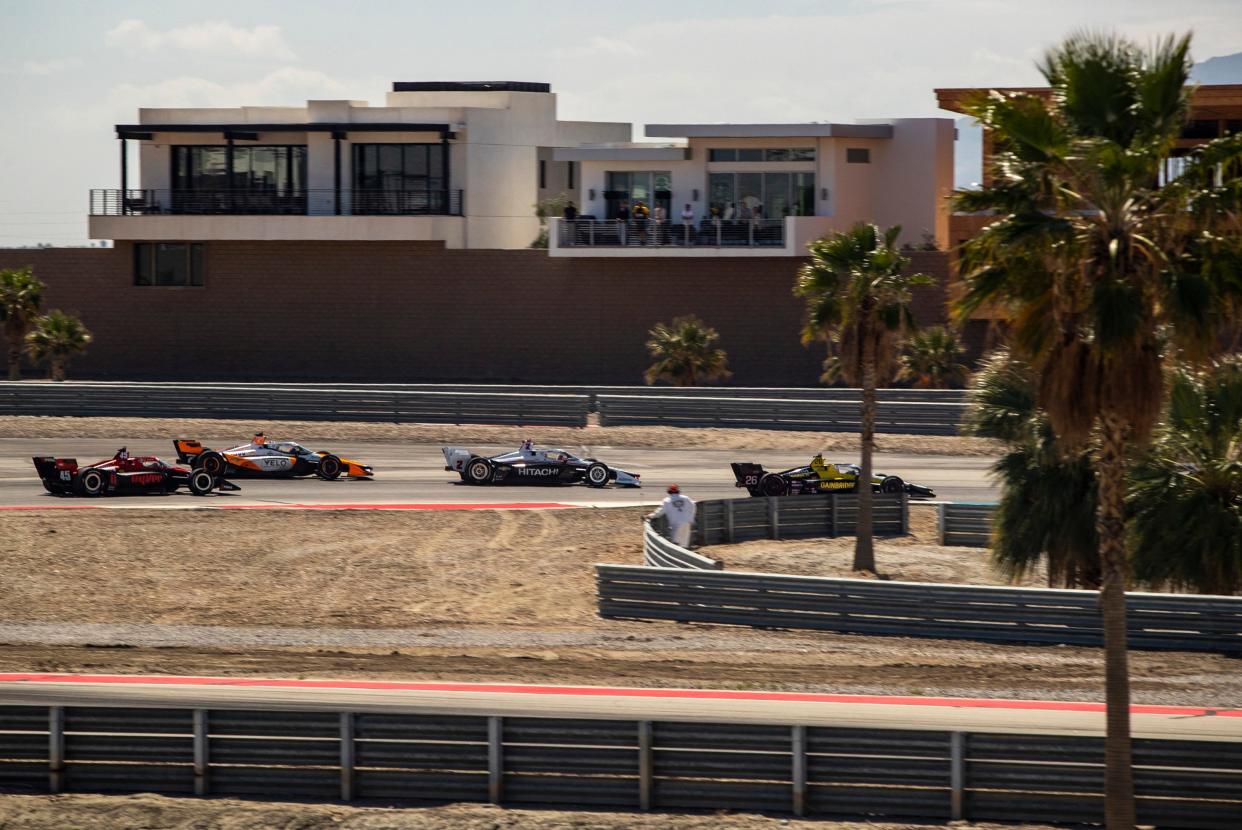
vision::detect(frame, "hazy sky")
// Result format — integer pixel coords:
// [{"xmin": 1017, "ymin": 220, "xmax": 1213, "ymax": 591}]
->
[{"xmin": 2, "ymin": 0, "xmax": 1240, "ymax": 246}]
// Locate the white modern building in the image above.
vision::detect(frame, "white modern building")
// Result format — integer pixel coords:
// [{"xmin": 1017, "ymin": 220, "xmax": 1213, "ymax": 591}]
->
[
  {"xmin": 89, "ymin": 82, "xmax": 953, "ymax": 255},
  {"xmin": 550, "ymin": 119, "xmax": 953, "ymax": 256}
]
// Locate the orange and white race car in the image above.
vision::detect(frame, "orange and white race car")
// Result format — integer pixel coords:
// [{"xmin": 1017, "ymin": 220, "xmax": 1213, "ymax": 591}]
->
[{"xmin": 174, "ymin": 434, "xmax": 372, "ymax": 480}]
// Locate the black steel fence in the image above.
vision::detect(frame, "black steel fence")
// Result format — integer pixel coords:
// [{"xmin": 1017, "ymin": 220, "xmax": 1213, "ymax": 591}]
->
[
  {"xmin": 89, "ymin": 189, "xmax": 463, "ymax": 217},
  {"xmin": 1, "ymin": 704, "xmax": 1238, "ymax": 827}
]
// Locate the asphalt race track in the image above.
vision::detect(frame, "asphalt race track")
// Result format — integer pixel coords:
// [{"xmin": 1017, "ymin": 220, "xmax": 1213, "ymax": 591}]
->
[
  {"xmin": 0, "ymin": 438, "xmax": 998, "ymax": 508},
  {"xmin": 2, "ymin": 674, "xmax": 1239, "ymax": 740}
]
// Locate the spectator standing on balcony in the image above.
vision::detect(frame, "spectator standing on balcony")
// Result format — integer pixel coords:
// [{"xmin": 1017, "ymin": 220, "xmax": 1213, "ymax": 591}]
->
[
  {"xmin": 680, "ymin": 203, "xmax": 695, "ymax": 244},
  {"xmin": 738, "ymin": 202, "xmax": 751, "ymax": 223},
  {"xmin": 648, "ymin": 484, "xmax": 696, "ymax": 548},
  {"xmin": 652, "ymin": 203, "xmax": 667, "ymax": 244},
  {"xmin": 723, "ymin": 202, "xmax": 736, "ymax": 222},
  {"xmin": 752, "ymin": 204, "xmax": 764, "ymax": 225},
  {"xmin": 632, "ymin": 201, "xmax": 650, "ymax": 244},
  {"xmin": 562, "ymin": 202, "xmax": 578, "ymax": 246}
]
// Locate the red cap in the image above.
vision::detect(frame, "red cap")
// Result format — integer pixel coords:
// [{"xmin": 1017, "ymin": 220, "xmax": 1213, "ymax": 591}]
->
[{"xmin": 667, "ymin": 484, "xmax": 680, "ymax": 494}]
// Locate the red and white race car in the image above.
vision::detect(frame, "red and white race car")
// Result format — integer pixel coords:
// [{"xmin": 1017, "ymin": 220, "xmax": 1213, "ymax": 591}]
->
[{"xmin": 32, "ymin": 448, "xmax": 235, "ymax": 497}]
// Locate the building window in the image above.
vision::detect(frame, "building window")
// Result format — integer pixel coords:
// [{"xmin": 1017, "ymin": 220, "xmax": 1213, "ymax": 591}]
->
[
  {"xmin": 352, "ymin": 144, "xmax": 446, "ymax": 214},
  {"xmin": 708, "ymin": 148, "xmax": 815, "ymax": 162},
  {"xmin": 604, "ymin": 171, "xmax": 672, "ymax": 220},
  {"xmin": 134, "ymin": 243, "xmax": 204, "ymax": 287},
  {"xmin": 846, "ymin": 148, "xmax": 871, "ymax": 164},
  {"xmin": 171, "ymin": 146, "xmax": 307, "ymax": 213},
  {"xmin": 539, "ymin": 160, "xmax": 547, "ymax": 189},
  {"xmin": 567, "ymin": 161, "xmax": 575, "ymax": 190},
  {"xmin": 708, "ymin": 172, "xmax": 815, "ymax": 218}
]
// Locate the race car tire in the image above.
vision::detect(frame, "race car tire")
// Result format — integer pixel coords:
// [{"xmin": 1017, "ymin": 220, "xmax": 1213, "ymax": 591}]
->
[
  {"xmin": 465, "ymin": 457, "xmax": 493, "ymax": 485},
  {"xmin": 76, "ymin": 469, "xmax": 106, "ymax": 497},
  {"xmin": 879, "ymin": 475, "xmax": 905, "ymax": 494},
  {"xmin": 318, "ymin": 454, "xmax": 343, "ymax": 481},
  {"xmin": 198, "ymin": 451, "xmax": 227, "ymax": 478},
  {"xmin": 188, "ymin": 470, "xmax": 216, "ymax": 496},
  {"xmin": 759, "ymin": 473, "xmax": 788, "ymax": 497},
  {"xmin": 585, "ymin": 462, "xmax": 610, "ymax": 488}
]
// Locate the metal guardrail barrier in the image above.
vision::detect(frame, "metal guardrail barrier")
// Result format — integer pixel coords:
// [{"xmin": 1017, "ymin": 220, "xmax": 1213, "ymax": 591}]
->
[
  {"xmin": 939, "ymin": 502, "xmax": 996, "ymax": 547},
  {"xmin": 0, "ymin": 383, "xmax": 589, "ymax": 428},
  {"xmin": 613, "ymin": 494, "xmax": 1242, "ymax": 654},
  {"xmin": 597, "ymin": 564, "xmax": 1242, "ymax": 653},
  {"xmin": 0, "ymin": 382, "xmax": 966, "ymax": 433},
  {"xmin": 0, "ymin": 704, "xmax": 1237, "ymax": 826},
  {"xmin": 597, "ymin": 394, "xmax": 966, "ymax": 435}
]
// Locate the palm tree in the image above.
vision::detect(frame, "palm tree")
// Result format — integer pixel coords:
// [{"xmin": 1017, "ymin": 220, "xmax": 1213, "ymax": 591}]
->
[
  {"xmin": 954, "ymin": 32, "xmax": 1242, "ymax": 828},
  {"xmin": 965, "ymin": 350, "xmax": 1099, "ymax": 587},
  {"xmin": 643, "ymin": 315, "xmax": 731, "ymax": 387},
  {"xmin": 795, "ymin": 223, "xmax": 932, "ymax": 572},
  {"xmin": 25, "ymin": 310, "xmax": 91, "ymax": 381},
  {"xmin": 897, "ymin": 326, "xmax": 970, "ymax": 389},
  {"xmin": 1130, "ymin": 358, "xmax": 1242, "ymax": 595},
  {"xmin": 0, "ymin": 266, "xmax": 45, "ymax": 380}
]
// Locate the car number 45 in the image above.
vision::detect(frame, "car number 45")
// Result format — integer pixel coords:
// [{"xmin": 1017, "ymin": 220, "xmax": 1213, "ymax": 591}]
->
[{"xmin": 60, "ymin": 470, "xmax": 72, "ymax": 481}]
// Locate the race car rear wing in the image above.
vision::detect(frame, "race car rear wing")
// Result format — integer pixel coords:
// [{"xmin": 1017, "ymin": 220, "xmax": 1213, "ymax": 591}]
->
[
  {"xmin": 32, "ymin": 456, "xmax": 77, "ymax": 481},
  {"xmin": 730, "ymin": 461, "xmax": 766, "ymax": 488},
  {"xmin": 442, "ymin": 446, "xmax": 472, "ymax": 472},
  {"xmin": 174, "ymin": 439, "xmax": 206, "ymax": 464}
]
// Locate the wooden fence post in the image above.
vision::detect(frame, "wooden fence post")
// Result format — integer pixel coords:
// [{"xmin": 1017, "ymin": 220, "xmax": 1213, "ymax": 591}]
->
[
  {"xmin": 193, "ymin": 709, "xmax": 208, "ymax": 796},
  {"xmin": 488, "ymin": 716, "xmax": 503, "ymax": 804},
  {"xmin": 830, "ymin": 494, "xmax": 838, "ymax": 537},
  {"xmin": 901, "ymin": 493, "xmax": 909, "ymax": 535},
  {"xmin": 938, "ymin": 503, "xmax": 947, "ymax": 546},
  {"xmin": 726, "ymin": 500, "xmax": 735, "ymax": 543},
  {"xmin": 768, "ymin": 497, "xmax": 780, "ymax": 540}
]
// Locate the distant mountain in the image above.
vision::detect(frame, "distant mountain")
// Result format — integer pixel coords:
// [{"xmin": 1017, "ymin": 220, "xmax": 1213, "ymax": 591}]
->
[
  {"xmin": 954, "ymin": 51, "xmax": 1242, "ymax": 189},
  {"xmin": 1190, "ymin": 51, "xmax": 1242, "ymax": 84}
]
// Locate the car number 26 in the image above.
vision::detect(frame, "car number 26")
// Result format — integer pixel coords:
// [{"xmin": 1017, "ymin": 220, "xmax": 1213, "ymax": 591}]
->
[{"xmin": 743, "ymin": 474, "xmax": 759, "ymax": 486}]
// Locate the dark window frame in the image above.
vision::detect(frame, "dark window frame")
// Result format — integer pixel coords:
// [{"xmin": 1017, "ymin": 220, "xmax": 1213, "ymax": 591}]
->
[
  {"xmin": 539, "ymin": 159, "xmax": 547, "ymax": 189},
  {"xmin": 567, "ymin": 160, "xmax": 575, "ymax": 190},
  {"xmin": 133, "ymin": 242, "xmax": 205, "ymax": 287},
  {"xmin": 708, "ymin": 147, "xmax": 816, "ymax": 162},
  {"xmin": 846, "ymin": 147, "xmax": 871, "ymax": 164}
]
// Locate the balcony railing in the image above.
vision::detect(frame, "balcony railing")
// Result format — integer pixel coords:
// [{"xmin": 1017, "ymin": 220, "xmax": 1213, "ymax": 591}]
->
[
  {"xmin": 89, "ymin": 189, "xmax": 464, "ymax": 217},
  {"xmin": 556, "ymin": 218, "xmax": 785, "ymax": 248}
]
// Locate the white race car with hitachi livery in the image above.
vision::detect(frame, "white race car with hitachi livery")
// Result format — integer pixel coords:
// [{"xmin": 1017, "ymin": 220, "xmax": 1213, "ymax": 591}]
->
[{"xmin": 443, "ymin": 441, "xmax": 641, "ymax": 488}]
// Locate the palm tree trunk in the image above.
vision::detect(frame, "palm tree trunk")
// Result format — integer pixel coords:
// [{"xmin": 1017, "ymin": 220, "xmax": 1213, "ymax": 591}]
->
[
  {"xmin": 854, "ymin": 313, "xmax": 877, "ymax": 573},
  {"xmin": 1097, "ymin": 414, "xmax": 1135, "ymax": 830},
  {"xmin": 50, "ymin": 358, "xmax": 64, "ymax": 382}
]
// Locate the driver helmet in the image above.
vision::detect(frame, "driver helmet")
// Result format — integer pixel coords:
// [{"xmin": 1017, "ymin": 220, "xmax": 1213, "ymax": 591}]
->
[
  {"xmin": 117, "ymin": 447, "xmax": 129, "ymax": 460},
  {"xmin": 252, "ymin": 433, "xmax": 266, "ymax": 445},
  {"xmin": 521, "ymin": 439, "xmax": 534, "ymax": 453}
]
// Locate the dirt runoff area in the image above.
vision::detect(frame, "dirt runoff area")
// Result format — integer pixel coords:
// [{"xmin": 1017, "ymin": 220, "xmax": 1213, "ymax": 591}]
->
[
  {"xmin": 0, "ymin": 414, "xmax": 1000, "ymax": 455},
  {"xmin": 707, "ymin": 504, "xmax": 1047, "ymax": 586},
  {"xmin": 0, "ymin": 794, "xmax": 1064, "ymax": 830},
  {"xmin": 2, "ymin": 507, "xmax": 1240, "ymax": 707}
]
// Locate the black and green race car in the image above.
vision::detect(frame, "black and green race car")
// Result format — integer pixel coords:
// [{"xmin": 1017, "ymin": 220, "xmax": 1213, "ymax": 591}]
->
[{"xmin": 731, "ymin": 454, "xmax": 936, "ymax": 498}]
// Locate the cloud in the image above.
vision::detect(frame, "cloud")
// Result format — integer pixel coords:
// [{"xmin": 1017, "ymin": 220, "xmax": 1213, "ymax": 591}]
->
[
  {"xmin": 44, "ymin": 67, "xmax": 375, "ymax": 134},
  {"xmin": 1, "ymin": 57, "xmax": 83, "ymax": 76},
  {"xmin": 105, "ymin": 19, "xmax": 296, "ymax": 60}
]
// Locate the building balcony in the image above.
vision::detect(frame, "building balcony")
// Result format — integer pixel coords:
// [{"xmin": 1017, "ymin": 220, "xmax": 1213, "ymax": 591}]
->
[
  {"xmin": 90, "ymin": 188, "xmax": 463, "ymax": 217},
  {"xmin": 549, "ymin": 216, "xmax": 841, "ymax": 257}
]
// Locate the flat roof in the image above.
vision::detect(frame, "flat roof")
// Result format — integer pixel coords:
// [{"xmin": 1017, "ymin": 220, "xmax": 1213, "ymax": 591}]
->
[
  {"xmin": 116, "ymin": 123, "xmax": 453, "ymax": 139},
  {"xmin": 645, "ymin": 123, "xmax": 893, "ymax": 139},
  {"xmin": 392, "ymin": 81, "xmax": 550, "ymax": 93},
  {"xmin": 553, "ymin": 145, "xmax": 689, "ymax": 162}
]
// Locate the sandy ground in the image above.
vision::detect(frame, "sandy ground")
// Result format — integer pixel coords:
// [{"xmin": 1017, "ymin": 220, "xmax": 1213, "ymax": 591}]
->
[
  {"xmin": 0, "ymin": 415, "xmax": 1000, "ymax": 456},
  {"xmin": 707, "ymin": 504, "xmax": 1047, "ymax": 586},
  {"xmin": 0, "ymin": 794, "xmax": 1064, "ymax": 830},
  {"xmin": 1, "ymin": 508, "xmax": 1239, "ymax": 706}
]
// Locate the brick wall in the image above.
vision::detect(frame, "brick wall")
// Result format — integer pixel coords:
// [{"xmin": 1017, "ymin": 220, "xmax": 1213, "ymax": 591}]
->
[{"xmin": 0, "ymin": 243, "xmax": 949, "ymax": 385}]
